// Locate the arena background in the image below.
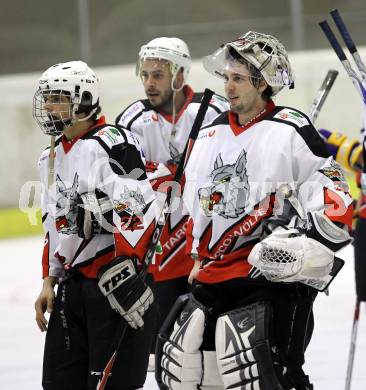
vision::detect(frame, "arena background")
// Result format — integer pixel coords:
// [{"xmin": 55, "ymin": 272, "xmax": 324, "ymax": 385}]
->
[
  {"xmin": 1, "ymin": 0, "xmax": 365, "ymax": 237},
  {"xmin": 0, "ymin": 2, "xmax": 365, "ymax": 389}
]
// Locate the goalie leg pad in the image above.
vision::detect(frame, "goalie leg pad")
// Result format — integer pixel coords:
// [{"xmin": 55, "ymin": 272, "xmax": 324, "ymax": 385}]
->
[
  {"xmin": 215, "ymin": 301, "xmax": 283, "ymax": 390},
  {"xmin": 159, "ymin": 294, "xmax": 205, "ymax": 389},
  {"xmin": 156, "ymin": 294, "xmax": 223, "ymax": 389}
]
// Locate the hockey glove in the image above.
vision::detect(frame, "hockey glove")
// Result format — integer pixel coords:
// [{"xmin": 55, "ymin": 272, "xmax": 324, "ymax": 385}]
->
[
  {"xmin": 248, "ymin": 225, "xmax": 335, "ymax": 283},
  {"xmin": 98, "ymin": 256, "xmax": 154, "ymax": 329},
  {"xmin": 319, "ymin": 128, "xmax": 362, "ymax": 172},
  {"xmin": 76, "ymin": 192, "xmax": 113, "ymax": 238}
]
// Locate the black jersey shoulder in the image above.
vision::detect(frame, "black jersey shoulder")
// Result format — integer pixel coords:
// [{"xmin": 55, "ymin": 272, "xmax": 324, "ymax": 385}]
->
[
  {"xmin": 266, "ymin": 106, "xmax": 330, "ymax": 158},
  {"xmin": 81, "ymin": 123, "xmax": 128, "ymax": 149},
  {"xmin": 82, "ymin": 124, "xmax": 147, "ymax": 178},
  {"xmin": 115, "ymin": 99, "xmax": 154, "ymax": 129},
  {"xmin": 191, "ymin": 92, "xmax": 228, "ymax": 114},
  {"xmin": 200, "ymin": 110, "xmax": 229, "ymax": 131}
]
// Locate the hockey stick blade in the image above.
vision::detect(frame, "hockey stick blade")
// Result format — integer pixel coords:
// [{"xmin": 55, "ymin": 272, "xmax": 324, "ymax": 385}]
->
[
  {"xmin": 319, "ymin": 20, "xmax": 366, "ymax": 104},
  {"xmin": 96, "ymin": 351, "xmax": 117, "ymax": 390},
  {"xmin": 309, "ymin": 69, "xmax": 339, "ymax": 123},
  {"xmin": 330, "ymin": 9, "xmax": 366, "ymax": 81},
  {"xmin": 96, "ymin": 88, "xmax": 215, "ymax": 390}
]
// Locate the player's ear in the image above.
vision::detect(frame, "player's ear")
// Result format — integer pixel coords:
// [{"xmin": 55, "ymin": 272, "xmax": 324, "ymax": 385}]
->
[
  {"xmin": 258, "ymin": 79, "xmax": 268, "ymax": 94},
  {"xmin": 173, "ymin": 69, "xmax": 185, "ymax": 90}
]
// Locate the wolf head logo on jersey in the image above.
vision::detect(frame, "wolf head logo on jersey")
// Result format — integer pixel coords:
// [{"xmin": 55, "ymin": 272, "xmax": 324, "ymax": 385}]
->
[
  {"xmin": 198, "ymin": 149, "xmax": 249, "ymax": 218},
  {"xmin": 55, "ymin": 173, "xmax": 79, "ymax": 234},
  {"xmin": 114, "ymin": 185, "xmax": 147, "ymax": 217},
  {"xmin": 114, "ymin": 186, "xmax": 148, "ymax": 231}
]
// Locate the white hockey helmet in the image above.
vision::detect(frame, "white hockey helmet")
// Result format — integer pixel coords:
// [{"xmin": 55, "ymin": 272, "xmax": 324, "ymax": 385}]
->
[
  {"xmin": 203, "ymin": 31, "xmax": 294, "ymax": 96},
  {"xmin": 33, "ymin": 61, "xmax": 100, "ymax": 135},
  {"xmin": 136, "ymin": 37, "xmax": 191, "ymax": 91}
]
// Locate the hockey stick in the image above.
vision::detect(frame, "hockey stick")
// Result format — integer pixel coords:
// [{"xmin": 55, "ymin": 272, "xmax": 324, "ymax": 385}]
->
[
  {"xmin": 96, "ymin": 88, "xmax": 214, "ymax": 390},
  {"xmin": 319, "ymin": 19, "xmax": 366, "ymax": 104},
  {"xmin": 345, "ymin": 299, "xmax": 361, "ymax": 390},
  {"xmin": 308, "ymin": 69, "xmax": 339, "ymax": 123},
  {"xmin": 330, "ymin": 9, "xmax": 366, "ymax": 81}
]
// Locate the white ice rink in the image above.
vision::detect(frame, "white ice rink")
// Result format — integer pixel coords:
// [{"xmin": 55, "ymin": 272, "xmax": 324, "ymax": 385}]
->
[{"xmin": 0, "ymin": 236, "xmax": 365, "ymax": 389}]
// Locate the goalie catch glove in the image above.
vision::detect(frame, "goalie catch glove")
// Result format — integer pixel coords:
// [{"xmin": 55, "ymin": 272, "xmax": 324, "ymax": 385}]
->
[
  {"xmin": 98, "ymin": 256, "xmax": 153, "ymax": 329},
  {"xmin": 248, "ymin": 226, "xmax": 334, "ymax": 283},
  {"xmin": 248, "ymin": 212, "xmax": 351, "ymax": 284}
]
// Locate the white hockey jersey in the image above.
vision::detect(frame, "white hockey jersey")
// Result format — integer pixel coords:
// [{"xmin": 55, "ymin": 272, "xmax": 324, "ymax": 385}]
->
[
  {"xmin": 184, "ymin": 101, "xmax": 353, "ymax": 284},
  {"xmin": 116, "ymin": 85, "xmax": 229, "ymax": 281},
  {"xmin": 39, "ymin": 117, "xmax": 157, "ymax": 279}
]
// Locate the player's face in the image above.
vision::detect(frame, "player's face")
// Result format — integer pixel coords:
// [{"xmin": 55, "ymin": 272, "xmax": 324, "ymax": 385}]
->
[
  {"xmin": 43, "ymin": 93, "xmax": 72, "ymax": 121},
  {"xmin": 224, "ymin": 64, "xmax": 266, "ymax": 121},
  {"xmin": 140, "ymin": 59, "xmax": 174, "ymax": 109}
]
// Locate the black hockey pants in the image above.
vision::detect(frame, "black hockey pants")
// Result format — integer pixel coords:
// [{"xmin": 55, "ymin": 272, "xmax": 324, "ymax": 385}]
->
[{"xmin": 42, "ymin": 271, "xmax": 157, "ymax": 390}]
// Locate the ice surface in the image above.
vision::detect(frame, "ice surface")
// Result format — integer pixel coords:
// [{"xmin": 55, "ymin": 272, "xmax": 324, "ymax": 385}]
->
[{"xmin": 0, "ymin": 237, "xmax": 365, "ymax": 389}]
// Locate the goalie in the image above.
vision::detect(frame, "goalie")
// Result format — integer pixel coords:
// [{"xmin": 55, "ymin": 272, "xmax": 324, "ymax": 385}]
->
[{"xmin": 155, "ymin": 31, "xmax": 353, "ymax": 390}]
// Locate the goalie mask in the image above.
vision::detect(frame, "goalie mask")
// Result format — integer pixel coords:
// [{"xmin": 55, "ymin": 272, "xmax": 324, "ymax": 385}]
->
[
  {"xmin": 33, "ymin": 61, "xmax": 100, "ymax": 136},
  {"xmin": 136, "ymin": 37, "xmax": 191, "ymax": 91},
  {"xmin": 203, "ymin": 31, "xmax": 294, "ymax": 96}
]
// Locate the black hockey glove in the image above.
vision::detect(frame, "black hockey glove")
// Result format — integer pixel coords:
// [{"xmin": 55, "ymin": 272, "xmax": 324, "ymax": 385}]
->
[
  {"xmin": 76, "ymin": 191, "xmax": 113, "ymax": 239},
  {"xmin": 98, "ymin": 256, "xmax": 153, "ymax": 329}
]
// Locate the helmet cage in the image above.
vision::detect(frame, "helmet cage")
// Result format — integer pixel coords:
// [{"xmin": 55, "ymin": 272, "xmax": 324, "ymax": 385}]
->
[
  {"xmin": 33, "ymin": 89, "xmax": 74, "ymax": 136},
  {"xmin": 32, "ymin": 61, "xmax": 100, "ymax": 136},
  {"xmin": 203, "ymin": 31, "xmax": 294, "ymax": 96}
]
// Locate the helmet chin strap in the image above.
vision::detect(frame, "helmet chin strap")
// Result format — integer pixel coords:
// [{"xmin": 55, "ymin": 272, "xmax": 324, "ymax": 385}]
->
[{"xmin": 71, "ymin": 104, "xmax": 98, "ymax": 123}]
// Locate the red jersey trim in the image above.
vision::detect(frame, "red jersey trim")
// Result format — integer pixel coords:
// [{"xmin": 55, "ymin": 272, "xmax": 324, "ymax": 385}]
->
[
  {"xmin": 77, "ymin": 247, "xmax": 115, "ymax": 279},
  {"xmin": 229, "ymin": 100, "xmax": 276, "ymax": 136},
  {"xmin": 324, "ymin": 188, "xmax": 353, "ymax": 229},
  {"xmin": 196, "ymin": 246, "xmax": 254, "ymax": 284},
  {"xmin": 61, "ymin": 116, "xmax": 106, "ymax": 154},
  {"xmin": 42, "ymin": 232, "xmax": 50, "ymax": 278},
  {"xmin": 158, "ymin": 86, "xmax": 195, "ymax": 124}
]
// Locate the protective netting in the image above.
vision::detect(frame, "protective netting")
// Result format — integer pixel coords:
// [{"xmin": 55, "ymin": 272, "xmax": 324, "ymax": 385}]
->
[{"xmin": 254, "ymin": 243, "xmax": 303, "ymax": 281}]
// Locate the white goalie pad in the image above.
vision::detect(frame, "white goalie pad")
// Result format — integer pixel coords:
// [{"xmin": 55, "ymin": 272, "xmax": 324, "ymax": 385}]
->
[
  {"xmin": 161, "ymin": 300, "xmax": 205, "ymax": 389},
  {"xmin": 248, "ymin": 227, "xmax": 334, "ymax": 283},
  {"xmin": 160, "ymin": 296, "xmax": 224, "ymax": 389},
  {"xmin": 215, "ymin": 302, "xmax": 283, "ymax": 389}
]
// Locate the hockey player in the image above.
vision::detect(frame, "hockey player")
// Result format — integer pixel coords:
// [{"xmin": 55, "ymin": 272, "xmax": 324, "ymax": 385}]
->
[
  {"xmin": 115, "ymin": 37, "xmax": 229, "ymax": 354},
  {"xmin": 33, "ymin": 61, "xmax": 158, "ymax": 389},
  {"xmin": 155, "ymin": 32, "xmax": 353, "ymax": 390},
  {"xmin": 319, "ymin": 126, "xmax": 366, "ymax": 302}
]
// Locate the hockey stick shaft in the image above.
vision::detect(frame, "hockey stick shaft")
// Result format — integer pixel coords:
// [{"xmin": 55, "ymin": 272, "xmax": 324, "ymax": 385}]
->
[
  {"xmin": 345, "ymin": 299, "xmax": 361, "ymax": 390},
  {"xmin": 140, "ymin": 88, "xmax": 214, "ymax": 279},
  {"xmin": 319, "ymin": 20, "xmax": 366, "ymax": 104},
  {"xmin": 330, "ymin": 9, "xmax": 366, "ymax": 81},
  {"xmin": 96, "ymin": 88, "xmax": 214, "ymax": 390},
  {"xmin": 309, "ymin": 69, "xmax": 339, "ymax": 123}
]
